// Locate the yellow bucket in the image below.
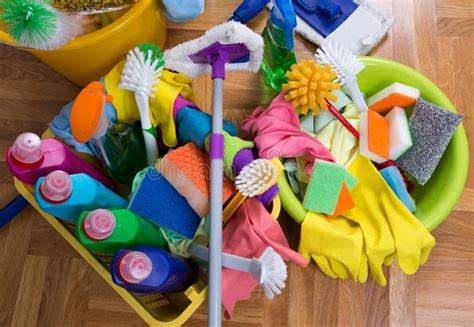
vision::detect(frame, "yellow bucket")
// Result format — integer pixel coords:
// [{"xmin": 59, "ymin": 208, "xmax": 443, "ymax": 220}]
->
[{"xmin": 0, "ymin": 0, "xmax": 167, "ymax": 86}]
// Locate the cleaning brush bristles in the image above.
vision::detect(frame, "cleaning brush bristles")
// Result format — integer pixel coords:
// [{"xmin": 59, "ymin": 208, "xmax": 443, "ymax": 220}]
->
[
  {"xmin": 315, "ymin": 42, "xmax": 364, "ymax": 85},
  {"xmin": 256, "ymin": 247, "xmax": 287, "ymax": 299},
  {"xmin": 119, "ymin": 44, "xmax": 165, "ymax": 97},
  {"xmin": 235, "ymin": 159, "xmax": 278, "ymax": 197},
  {"xmin": 282, "ymin": 59, "xmax": 340, "ymax": 115},
  {"xmin": 50, "ymin": 0, "xmax": 137, "ymax": 14}
]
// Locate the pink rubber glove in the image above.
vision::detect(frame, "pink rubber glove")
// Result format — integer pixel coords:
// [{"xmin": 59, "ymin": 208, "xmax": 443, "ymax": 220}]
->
[
  {"xmin": 241, "ymin": 93, "xmax": 334, "ymax": 176},
  {"xmin": 222, "ymin": 197, "xmax": 306, "ymax": 319}
]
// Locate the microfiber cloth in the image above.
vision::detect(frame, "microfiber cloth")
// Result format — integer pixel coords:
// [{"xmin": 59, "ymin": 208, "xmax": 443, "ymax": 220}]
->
[
  {"xmin": 241, "ymin": 93, "xmax": 334, "ymax": 179},
  {"xmin": 396, "ymin": 99, "xmax": 464, "ymax": 185},
  {"xmin": 129, "ymin": 168, "xmax": 201, "ymax": 239},
  {"xmin": 163, "ymin": 0, "xmax": 204, "ymax": 23},
  {"xmin": 222, "ymin": 197, "xmax": 306, "ymax": 319},
  {"xmin": 271, "ymin": 0, "xmax": 394, "ymax": 55}
]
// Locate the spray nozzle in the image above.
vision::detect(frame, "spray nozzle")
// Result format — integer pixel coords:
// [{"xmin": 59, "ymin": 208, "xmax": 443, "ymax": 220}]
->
[{"xmin": 271, "ymin": 0, "xmax": 297, "ymax": 49}]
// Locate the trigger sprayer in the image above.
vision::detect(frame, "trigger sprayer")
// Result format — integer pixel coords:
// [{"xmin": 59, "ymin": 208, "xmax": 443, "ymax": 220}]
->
[
  {"xmin": 229, "ymin": 0, "xmax": 269, "ymax": 23},
  {"xmin": 270, "ymin": 0, "xmax": 297, "ymax": 49}
]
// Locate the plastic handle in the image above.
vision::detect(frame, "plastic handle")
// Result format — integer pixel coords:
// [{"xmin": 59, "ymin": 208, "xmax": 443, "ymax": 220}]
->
[
  {"xmin": 345, "ymin": 78, "xmax": 368, "ymax": 112},
  {"xmin": 135, "ymin": 92, "xmax": 159, "ymax": 165}
]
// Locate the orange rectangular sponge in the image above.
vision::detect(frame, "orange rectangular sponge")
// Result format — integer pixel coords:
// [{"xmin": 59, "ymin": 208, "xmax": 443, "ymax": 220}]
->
[
  {"xmin": 156, "ymin": 143, "xmax": 236, "ymax": 217},
  {"xmin": 359, "ymin": 110, "xmax": 390, "ymax": 164},
  {"xmin": 367, "ymin": 82, "xmax": 420, "ymax": 114}
]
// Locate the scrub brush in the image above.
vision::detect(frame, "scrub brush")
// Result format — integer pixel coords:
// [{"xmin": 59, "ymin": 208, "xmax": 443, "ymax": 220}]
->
[
  {"xmin": 190, "ymin": 243, "xmax": 287, "ymax": 299},
  {"xmin": 282, "ymin": 59, "xmax": 340, "ymax": 115},
  {"xmin": 0, "ymin": 0, "xmax": 83, "ymax": 50},
  {"xmin": 315, "ymin": 42, "xmax": 368, "ymax": 112},
  {"xmin": 224, "ymin": 159, "xmax": 279, "ymax": 223},
  {"xmin": 49, "ymin": 0, "xmax": 137, "ymax": 14},
  {"xmin": 119, "ymin": 43, "xmax": 164, "ymax": 165}
]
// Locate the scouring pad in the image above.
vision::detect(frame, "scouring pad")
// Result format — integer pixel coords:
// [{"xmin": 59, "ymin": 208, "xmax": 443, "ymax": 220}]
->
[
  {"xmin": 129, "ymin": 168, "xmax": 200, "ymax": 239},
  {"xmin": 156, "ymin": 142, "xmax": 235, "ymax": 217},
  {"xmin": 396, "ymin": 99, "xmax": 464, "ymax": 185},
  {"xmin": 327, "ymin": 182, "xmax": 355, "ymax": 218},
  {"xmin": 379, "ymin": 166, "xmax": 416, "ymax": 212},
  {"xmin": 359, "ymin": 110, "xmax": 390, "ymax": 164},
  {"xmin": 303, "ymin": 160, "xmax": 347, "ymax": 215},
  {"xmin": 385, "ymin": 106, "xmax": 413, "ymax": 160}
]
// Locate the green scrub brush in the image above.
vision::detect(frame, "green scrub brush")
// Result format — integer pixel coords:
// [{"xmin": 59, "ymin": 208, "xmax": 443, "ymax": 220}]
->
[
  {"xmin": 0, "ymin": 0, "xmax": 83, "ymax": 50},
  {"xmin": 120, "ymin": 43, "xmax": 165, "ymax": 166},
  {"xmin": 50, "ymin": 0, "xmax": 138, "ymax": 14}
]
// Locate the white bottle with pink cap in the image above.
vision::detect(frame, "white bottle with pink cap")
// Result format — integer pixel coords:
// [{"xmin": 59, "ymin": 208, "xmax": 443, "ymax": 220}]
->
[
  {"xmin": 34, "ymin": 170, "xmax": 127, "ymax": 222},
  {"xmin": 6, "ymin": 132, "xmax": 117, "ymax": 191}
]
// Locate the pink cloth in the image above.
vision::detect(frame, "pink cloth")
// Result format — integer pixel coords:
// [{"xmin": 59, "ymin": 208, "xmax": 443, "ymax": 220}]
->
[
  {"xmin": 222, "ymin": 198, "xmax": 306, "ymax": 319},
  {"xmin": 241, "ymin": 93, "xmax": 334, "ymax": 175}
]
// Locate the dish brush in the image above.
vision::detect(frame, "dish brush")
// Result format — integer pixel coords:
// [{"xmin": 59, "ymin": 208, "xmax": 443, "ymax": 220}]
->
[{"xmin": 119, "ymin": 43, "xmax": 164, "ymax": 165}]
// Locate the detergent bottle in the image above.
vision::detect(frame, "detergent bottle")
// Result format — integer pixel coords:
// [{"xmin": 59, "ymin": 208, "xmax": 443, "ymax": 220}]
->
[
  {"xmin": 71, "ymin": 81, "xmax": 147, "ymax": 186},
  {"xmin": 111, "ymin": 246, "xmax": 196, "ymax": 294},
  {"xmin": 77, "ymin": 209, "xmax": 168, "ymax": 254},
  {"xmin": 6, "ymin": 132, "xmax": 117, "ymax": 191},
  {"xmin": 261, "ymin": 0, "xmax": 297, "ymax": 92},
  {"xmin": 35, "ymin": 171, "xmax": 127, "ymax": 222}
]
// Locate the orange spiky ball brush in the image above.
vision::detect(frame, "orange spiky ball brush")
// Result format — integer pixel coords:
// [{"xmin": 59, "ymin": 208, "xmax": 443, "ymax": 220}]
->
[
  {"xmin": 282, "ymin": 59, "xmax": 359, "ymax": 138},
  {"xmin": 282, "ymin": 59, "xmax": 340, "ymax": 115}
]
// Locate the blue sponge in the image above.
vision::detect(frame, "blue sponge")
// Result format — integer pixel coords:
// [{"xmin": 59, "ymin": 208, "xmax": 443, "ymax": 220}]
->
[
  {"xmin": 129, "ymin": 168, "xmax": 200, "ymax": 239},
  {"xmin": 379, "ymin": 166, "xmax": 416, "ymax": 213},
  {"xmin": 176, "ymin": 106, "xmax": 237, "ymax": 149}
]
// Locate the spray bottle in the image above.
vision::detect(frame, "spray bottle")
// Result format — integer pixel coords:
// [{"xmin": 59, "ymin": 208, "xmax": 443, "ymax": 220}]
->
[
  {"xmin": 261, "ymin": 0, "xmax": 297, "ymax": 92},
  {"xmin": 77, "ymin": 209, "xmax": 168, "ymax": 254},
  {"xmin": 35, "ymin": 170, "xmax": 127, "ymax": 222}
]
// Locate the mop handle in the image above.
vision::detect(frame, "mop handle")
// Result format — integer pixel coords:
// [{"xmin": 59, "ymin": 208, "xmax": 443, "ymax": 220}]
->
[
  {"xmin": 325, "ymin": 99, "xmax": 360, "ymax": 139},
  {"xmin": 208, "ymin": 78, "xmax": 224, "ymax": 327}
]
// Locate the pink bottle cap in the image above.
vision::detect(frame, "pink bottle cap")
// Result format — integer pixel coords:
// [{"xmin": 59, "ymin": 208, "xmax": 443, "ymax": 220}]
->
[
  {"xmin": 82, "ymin": 209, "xmax": 116, "ymax": 241},
  {"xmin": 40, "ymin": 170, "xmax": 72, "ymax": 203},
  {"xmin": 11, "ymin": 132, "xmax": 43, "ymax": 165},
  {"xmin": 118, "ymin": 251, "xmax": 153, "ymax": 284}
]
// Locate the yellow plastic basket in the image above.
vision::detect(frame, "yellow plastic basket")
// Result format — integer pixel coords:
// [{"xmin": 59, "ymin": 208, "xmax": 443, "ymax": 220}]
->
[
  {"xmin": 13, "ymin": 130, "xmax": 282, "ymax": 325},
  {"xmin": 0, "ymin": 0, "xmax": 167, "ymax": 86}
]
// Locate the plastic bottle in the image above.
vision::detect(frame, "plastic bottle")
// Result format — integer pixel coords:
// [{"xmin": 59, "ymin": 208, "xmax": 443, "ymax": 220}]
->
[
  {"xmin": 261, "ymin": 0, "xmax": 297, "ymax": 92},
  {"xmin": 111, "ymin": 246, "xmax": 196, "ymax": 294},
  {"xmin": 6, "ymin": 132, "xmax": 117, "ymax": 191},
  {"xmin": 35, "ymin": 171, "xmax": 127, "ymax": 222},
  {"xmin": 77, "ymin": 209, "xmax": 168, "ymax": 254}
]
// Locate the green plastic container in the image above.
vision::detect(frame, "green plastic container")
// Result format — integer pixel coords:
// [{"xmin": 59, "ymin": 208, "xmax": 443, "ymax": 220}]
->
[
  {"xmin": 278, "ymin": 57, "xmax": 469, "ymax": 231},
  {"xmin": 77, "ymin": 208, "xmax": 167, "ymax": 254}
]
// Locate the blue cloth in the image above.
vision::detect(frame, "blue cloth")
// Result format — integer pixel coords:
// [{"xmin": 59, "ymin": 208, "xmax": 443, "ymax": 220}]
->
[
  {"xmin": 176, "ymin": 106, "xmax": 238, "ymax": 150},
  {"xmin": 163, "ymin": 0, "xmax": 204, "ymax": 22}
]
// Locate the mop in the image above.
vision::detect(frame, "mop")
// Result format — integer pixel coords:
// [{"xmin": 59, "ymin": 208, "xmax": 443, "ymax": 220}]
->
[{"xmin": 164, "ymin": 21, "xmax": 263, "ymax": 326}]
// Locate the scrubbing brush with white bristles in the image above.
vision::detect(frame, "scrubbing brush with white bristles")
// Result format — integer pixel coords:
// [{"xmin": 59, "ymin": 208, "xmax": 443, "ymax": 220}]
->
[
  {"xmin": 315, "ymin": 42, "xmax": 368, "ymax": 112},
  {"xmin": 190, "ymin": 243, "xmax": 287, "ymax": 300},
  {"xmin": 120, "ymin": 44, "xmax": 164, "ymax": 165}
]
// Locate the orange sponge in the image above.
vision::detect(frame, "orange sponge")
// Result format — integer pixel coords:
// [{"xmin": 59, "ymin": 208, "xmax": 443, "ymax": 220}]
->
[
  {"xmin": 359, "ymin": 110, "xmax": 390, "ymax": 164},
  {"xmin": 327, "ymin": 182, "xmax": 355, "ymax": 218},
  {"xmin": 156, "ymin": 143, "xmax": 236, "ymax": 217},
  {"xmin": 367, "ymin": 82, "xmax": 420, "ymax": 114}
]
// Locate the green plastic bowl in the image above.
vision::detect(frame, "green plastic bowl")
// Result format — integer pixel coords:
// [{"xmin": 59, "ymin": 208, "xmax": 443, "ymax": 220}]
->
[{"xmin": 278, "ymin": 57, "xmax": 469, "ymax": 231}]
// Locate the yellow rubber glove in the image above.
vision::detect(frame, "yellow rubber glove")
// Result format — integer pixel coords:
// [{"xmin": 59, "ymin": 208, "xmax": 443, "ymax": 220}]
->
[
  {"xmin": 299, "ymin": 211, "xmax": 368, "ymax": 282},
  {"xmin": 104, "ymin": 61, "xmax": 196, "ymax": 147},
  {"xmin": 316, "ymin": 104, "xmax": 360, "ymax": 166},
  {"xmin": 345, "ymin": 156, "xmax": 436, "ymax": 285}
]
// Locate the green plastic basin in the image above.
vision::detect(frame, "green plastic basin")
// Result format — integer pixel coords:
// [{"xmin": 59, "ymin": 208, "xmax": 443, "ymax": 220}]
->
[{"xmin": 278, "ymin": 57, "xmax": 469, "ymax": 231}]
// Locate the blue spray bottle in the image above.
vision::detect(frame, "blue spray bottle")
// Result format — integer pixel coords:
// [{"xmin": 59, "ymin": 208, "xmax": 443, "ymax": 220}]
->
[
  {"xmin": 111, "ymin": 246, "xmax": 196, "ymax": 294},
  {"xmin": 261, "ymin": 0, "xmax": 297, "ymax": 92},
  {"xmin": 35, "ymin": 170, "xmax": 128, "ymax": 222}
]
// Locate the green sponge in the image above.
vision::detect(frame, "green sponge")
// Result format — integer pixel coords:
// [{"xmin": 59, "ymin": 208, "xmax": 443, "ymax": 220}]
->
[
  {"xmin": 303, "ymin": 160, "xmax": 350, "ymax": 215},
  {"xmin": 205, "ymin": 131, "xmax": 253, "ymax": 179}
]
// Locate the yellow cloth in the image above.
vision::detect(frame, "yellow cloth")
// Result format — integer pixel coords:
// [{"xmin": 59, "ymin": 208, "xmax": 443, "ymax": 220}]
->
[
  {"xmin": 298, "ymin": 155, "xmax": 435, "ymax": 286},
  {"xmin": 104, "ymin": 61, "xmax": 196, "ymax": 147},
  {"xmin": 316, "ymin": 104, "xmax": 360, "ymax": 166}
]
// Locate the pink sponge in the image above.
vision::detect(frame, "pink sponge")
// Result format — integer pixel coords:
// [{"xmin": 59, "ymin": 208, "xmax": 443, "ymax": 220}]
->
[{"xmin": 156, "ymin": 143, "xmax": 236, "ymax": 217}]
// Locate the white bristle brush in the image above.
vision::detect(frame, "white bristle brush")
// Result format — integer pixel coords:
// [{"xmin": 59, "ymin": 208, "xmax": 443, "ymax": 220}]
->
[
  {"xmin": 315, "ymin": 42, "xmax": 368, "ymax": 112},
  {"xmin": 190, "ymin": 243, "xmax": 287, "ymax": 299},
  {"xmin": 235, "ymin": 159, "xmax": 278, "ymax": 197}
]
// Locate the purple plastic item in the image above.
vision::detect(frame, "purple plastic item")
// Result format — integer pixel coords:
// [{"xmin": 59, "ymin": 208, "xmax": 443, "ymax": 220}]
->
[
  {"xmin": 7, "ymin": 133, "xmax": 117, "ymax": 191},
  {"xmin": 292, "ymin": 0, "xmax": 358, "ymax": 38},
  {"xmin": 209, "ymin": 134, "xmax": 225, "ymax": 160},
  {"xmin": 189, "ymin": 42, "xmax": 250, "ymax": 79},
  {"xmin": 232, "ymin": 148, "xmax": 279, "ymax": 206}
]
